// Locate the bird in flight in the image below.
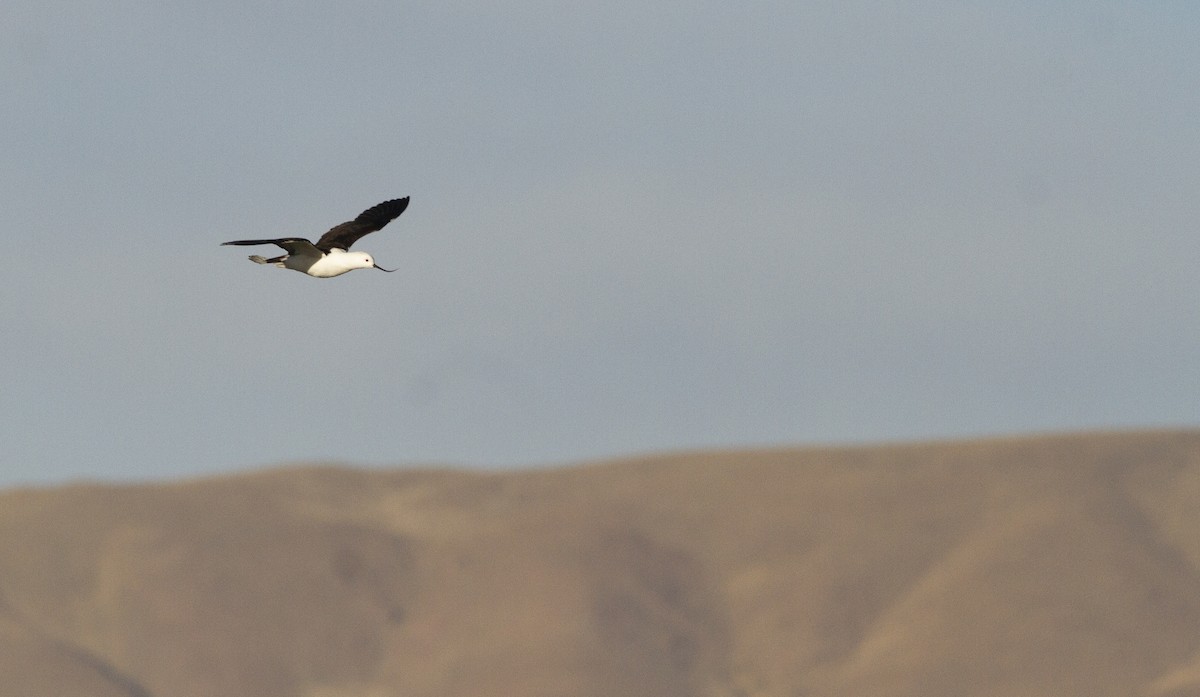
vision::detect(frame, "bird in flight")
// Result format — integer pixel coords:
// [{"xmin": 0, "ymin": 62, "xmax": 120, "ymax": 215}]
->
[{"xmin": 222, "ymin": 197, "xmax": 410, "ymax": 278}]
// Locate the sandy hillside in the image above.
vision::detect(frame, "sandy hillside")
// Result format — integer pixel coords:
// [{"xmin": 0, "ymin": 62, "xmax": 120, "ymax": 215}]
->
[{"xmin": 1, "ymin": 429, "xmax": 1199, "ymax": 697}]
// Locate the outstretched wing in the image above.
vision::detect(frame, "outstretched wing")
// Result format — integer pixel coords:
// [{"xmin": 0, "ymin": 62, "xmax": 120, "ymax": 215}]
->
[
  {"xmin": 314, "ymin": 197, "xmax": 410, "ymax": 253},
  {"xmin": 221, "ymin": 238, "xmax": 323, "ymax": 259}
]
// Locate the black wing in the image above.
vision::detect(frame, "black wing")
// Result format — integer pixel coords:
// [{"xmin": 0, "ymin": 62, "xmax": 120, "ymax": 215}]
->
[
  {"xmin": 221, "ymin": 238, "xmax": 323, "ymax": 257},
  {"xmin": 314, "ymin": 197, "xmax": 410, "ymax": 253}
]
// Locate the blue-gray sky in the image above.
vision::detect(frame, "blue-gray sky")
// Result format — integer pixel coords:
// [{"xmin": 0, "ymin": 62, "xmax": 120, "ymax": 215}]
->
[{"xmin": 3, "ymin": 2, "xmax": 1198, "ymax": 486}]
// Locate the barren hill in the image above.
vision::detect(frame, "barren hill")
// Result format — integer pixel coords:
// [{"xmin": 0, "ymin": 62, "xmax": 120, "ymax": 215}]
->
[{"xmin": 2, "ymin": 430, "xmax": 1200, "ymax": 696}]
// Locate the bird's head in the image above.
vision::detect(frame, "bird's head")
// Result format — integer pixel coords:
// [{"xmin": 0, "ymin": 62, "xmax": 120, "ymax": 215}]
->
[{"xmin": 349, "ymin": 251, "xmax": 395, "ymax": 273}]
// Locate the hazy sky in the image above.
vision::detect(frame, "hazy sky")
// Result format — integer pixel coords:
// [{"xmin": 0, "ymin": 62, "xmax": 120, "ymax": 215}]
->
[{"xmin": 3, "ymin": 2, "xmax": 1198, "ymax": 487}]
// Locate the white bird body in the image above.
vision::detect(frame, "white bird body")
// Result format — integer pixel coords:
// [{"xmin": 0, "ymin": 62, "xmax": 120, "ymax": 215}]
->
[{"xmin": 250, "ymin": 247, "xmax": 380, "ymax": 278}]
